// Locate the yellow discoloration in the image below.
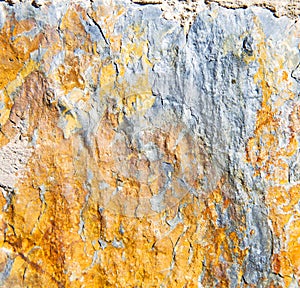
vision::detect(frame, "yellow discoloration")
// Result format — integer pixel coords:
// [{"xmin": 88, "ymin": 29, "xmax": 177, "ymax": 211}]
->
[
  {"xmin": 93, "ymin": 3, "xmax": 126, "ymax": 53},
  {"xmin": 0, "ymin": 58, "xmax": 39, "ymax": 147},
  {"xmin": 6, "ymin": 59, "xmax": 39, "ymax": 97},
  {"xmin": 267, "ymin": 185, "xmax": 300, "ymax": 284},
  {"xmin": 246, "ymin": 17, "xmax": 300, "ymax": 283},
  {"xmin": 0, "ymin": 90, "xmax": 12, "ymax": 137},
  {"xmin": 68, "ymin": 88, "xmax": 87, "ymax": 104},
  {"xmin": 100, "ymin": 63, "xmax": 116, "ymax": 91},
  {"xmin": 0, "ymin": 22, "xmax": 43, "ymax": 89},
  {"xmin": 99, "ymin": 33, "xmax": 154, "ymax": 122},
  {"xmin": 57, "ymin": 57, "xmax": 85, "ymax": 94},
  {"xmin": 0, "ymin": 3, "xmax": 298, "ymax": 287},
  {"xmin": 64, "ymin": 113, "xmax": 82, "ymax": 139},
  {"xmin": 12, "ymin": 19, "xmax": 36, "ymax": 37},
  {"xmin": 0, "ymin": 15, "xmax": 42, "ymax": 132}
]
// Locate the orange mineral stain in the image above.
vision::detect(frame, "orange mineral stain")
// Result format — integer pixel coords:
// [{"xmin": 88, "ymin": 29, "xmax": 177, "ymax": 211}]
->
[{"xmin": 246, "ymin": 17, "xmax": 300, "ymax": 285}]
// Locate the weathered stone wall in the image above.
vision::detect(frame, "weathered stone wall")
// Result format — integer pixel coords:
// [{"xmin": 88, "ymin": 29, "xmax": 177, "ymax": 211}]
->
[{"xmin": 0, "ymin": 0, "xmax": 299, "ymax": 287}]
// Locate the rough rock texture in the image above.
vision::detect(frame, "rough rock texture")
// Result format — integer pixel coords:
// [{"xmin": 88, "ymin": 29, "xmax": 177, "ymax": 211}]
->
[
  {"xmin": 161, "ymin": 0, "xmax": 300, "ymax": 32},
  {"xmin": 0, "ymin": 0, "xmax": 299, "ymax": 287},
  {"xmin": 205, "ymin": 0, "xmax": 300, "ymax": 18}
]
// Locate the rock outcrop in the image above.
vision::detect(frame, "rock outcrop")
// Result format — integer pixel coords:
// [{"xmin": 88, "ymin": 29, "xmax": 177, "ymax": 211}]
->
[{"xmin": 0, "ymin": 0, "xmax": 299, "ymax": 287}]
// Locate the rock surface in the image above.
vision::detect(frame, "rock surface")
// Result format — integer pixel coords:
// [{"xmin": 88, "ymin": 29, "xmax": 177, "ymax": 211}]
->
[{"xmin": 0, "ymin": 0, "xmax": 299, "ymax": 287}]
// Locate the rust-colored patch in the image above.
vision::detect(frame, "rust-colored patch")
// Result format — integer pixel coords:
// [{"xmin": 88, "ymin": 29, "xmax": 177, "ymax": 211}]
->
[{"xmin": 246, "ymin": 17, "xmax": 300, "ymax": 285}]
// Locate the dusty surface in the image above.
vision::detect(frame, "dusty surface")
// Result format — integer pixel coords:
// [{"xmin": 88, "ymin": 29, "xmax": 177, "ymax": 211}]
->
[
  {"xmin": 160, "ymin": 0, "xmax": 299, "ymax": 30},
  {"xmin": 0, "ymin": 0, "xmax": 299, "ymax": 287},
  {"xmin": 205, "ymin": 0, "xmax": 300, "ymax": 18}
]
